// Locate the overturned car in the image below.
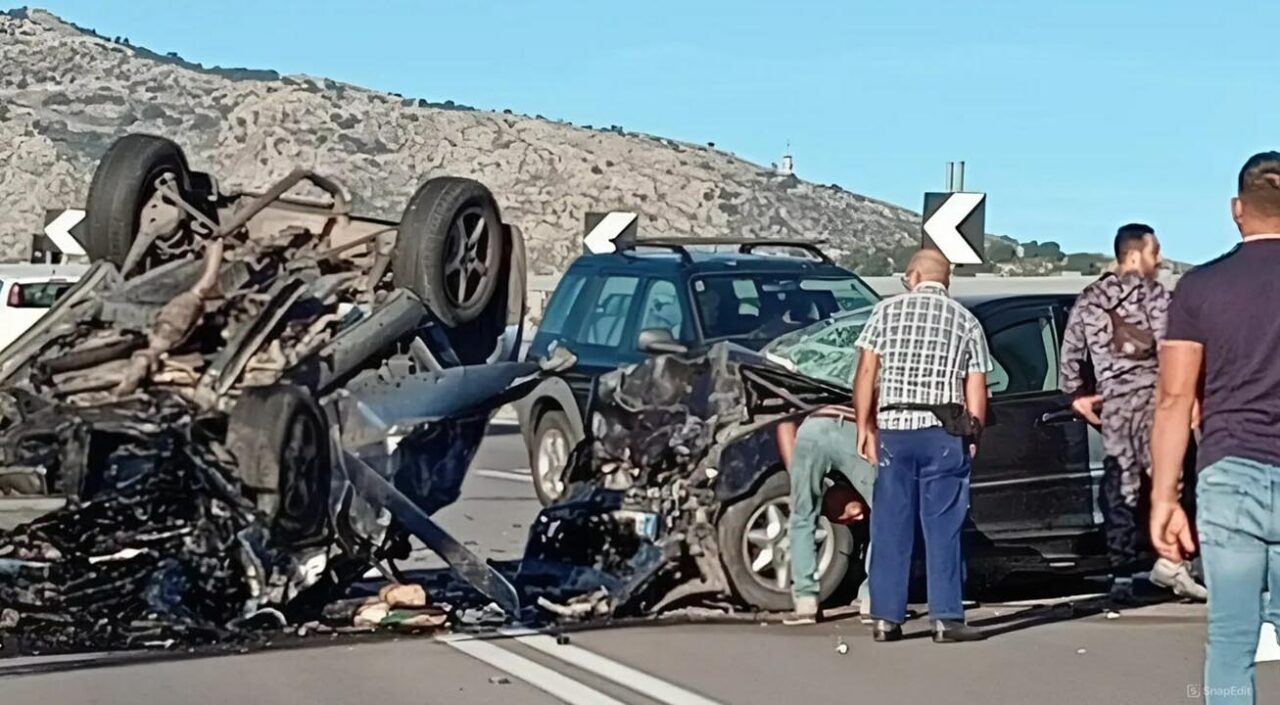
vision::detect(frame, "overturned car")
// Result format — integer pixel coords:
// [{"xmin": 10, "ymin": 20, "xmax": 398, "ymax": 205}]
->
[{"xmin": 0, "ymin": 133, "xmax": 540, "ymax": 651}]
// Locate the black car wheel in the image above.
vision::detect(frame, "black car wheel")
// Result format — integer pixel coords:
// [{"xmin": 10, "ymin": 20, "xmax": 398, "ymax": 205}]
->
[
  {"xmin": 393, "ymin": 177, "xmax": 506, "ymax": 327},
  {"xmin": 531, "ymin": 410, "xmax": 576, "ymax": 506},
  {"xmin": 225, "ymin": 385, "xmax": 332, "ymax": 546},
  {"xmin": 84, "ymin": 134, "xmax": 200, "ymax": 270},
  {"xmin": 718, "ymin": 471, "xmax": 853, "ymax": 611}
]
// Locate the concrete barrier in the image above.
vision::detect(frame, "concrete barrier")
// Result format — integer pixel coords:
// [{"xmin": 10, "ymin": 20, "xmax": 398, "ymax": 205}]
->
[{"xmin": 520, "ymin": 271, "xmax": 1180, "ymax": 322}]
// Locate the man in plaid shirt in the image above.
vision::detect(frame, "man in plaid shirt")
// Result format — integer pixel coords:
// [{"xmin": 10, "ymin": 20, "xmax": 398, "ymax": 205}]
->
[{"xmin": 853, "ymin": 249, "xmax": 992, "ymax": 643}]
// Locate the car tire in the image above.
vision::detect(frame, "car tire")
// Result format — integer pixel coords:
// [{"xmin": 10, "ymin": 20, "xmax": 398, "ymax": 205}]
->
[
  {"xmin": 717, "ymin": 471, "xmax": 853, "ymax": 612},
  {"xmin": 84, "ymin": 134, "xmax": 196, "ymax": 268},
  {"xmin": 531, "ymin": 409, "xmax": 577, "ymax": 506},
  {"xmin": 393, "ymin": 177, "xmax": 506, "ymax": 327},
  {"xmin": 225, "ymin": 385, "xmax": 331, "ymax": 546}
]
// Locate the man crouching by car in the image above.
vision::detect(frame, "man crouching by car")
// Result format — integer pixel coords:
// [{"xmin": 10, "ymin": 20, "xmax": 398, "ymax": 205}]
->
[
  {"xmin": 776, "ymin": 404, "xmax": 876, "ymax": 625},
  {"xmin": 853, "ymin": 249, "xmax": 990, "ymax": 644}
]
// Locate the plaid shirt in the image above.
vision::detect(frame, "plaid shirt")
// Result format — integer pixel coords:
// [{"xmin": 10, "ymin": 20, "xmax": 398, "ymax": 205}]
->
[{"xmin": 855, "ymin": 282, "xmax": 992, "ymax": 430}]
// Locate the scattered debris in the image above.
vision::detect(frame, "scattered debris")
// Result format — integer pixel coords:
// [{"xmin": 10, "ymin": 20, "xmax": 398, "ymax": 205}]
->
[
  {"xmin": 0, "ymin": 414, "xmax": 285, "ymax": 653},
  {"xmin": 488, "ymin": 676, "xmax": 511, "ymax": 685},
  {"xmin": 835, "ymin": 640, "xmax": 849, "ymax": 655},
  {"xmin": 353, "ymin": 602, "xmax": 391, "ymax": 629},
  {"xmin": 380, "ymin": 583, "xmax": 429, "ymax": 610},
  {"xmin": 353, "ymin": 583, "xmax": 445, "ymax": 631}
]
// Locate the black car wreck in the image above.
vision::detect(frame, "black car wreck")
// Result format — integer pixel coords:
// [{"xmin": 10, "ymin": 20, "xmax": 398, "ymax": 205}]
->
[
  {"xmin": 0, "ymin": 133, "xmax": 547, "ymax": 653},
  {"xmin": 521, "ymin": 294, "xmax": 1119, "ymax": 618}
]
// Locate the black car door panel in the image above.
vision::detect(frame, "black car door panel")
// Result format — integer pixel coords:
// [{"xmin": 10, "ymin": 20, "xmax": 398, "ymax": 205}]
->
[{"xmin": 971, "ymin": 303, "xmax": 1095, "ymax": 537}]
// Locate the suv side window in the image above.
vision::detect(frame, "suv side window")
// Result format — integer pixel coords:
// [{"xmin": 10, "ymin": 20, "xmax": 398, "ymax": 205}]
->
[
  {"xmin": 538, "ymin": 272, "xmax": 586, "ymax": 337},
  {"xmin": 986, "ymin": 312, "xmax": 1059, "ymax": 396},
  {"xmin": 637, "ymin": 279, "xmax": 683, "ymax": 340},
  {"xmin": 574, "ymin": 275, "xmax": 640, "ymax": 347}
]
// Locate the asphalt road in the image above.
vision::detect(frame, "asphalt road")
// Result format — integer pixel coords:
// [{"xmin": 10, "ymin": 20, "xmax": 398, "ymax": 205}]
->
[{"xmin": 4, "ymin": 424, "xmax": 1280, "ymax": 704}]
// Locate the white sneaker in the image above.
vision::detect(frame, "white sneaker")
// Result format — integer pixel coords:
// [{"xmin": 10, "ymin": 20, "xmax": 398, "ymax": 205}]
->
[
  {"xmin": 1149, "ymin": 558, "xmax": 1208, "ymax": 602},
  {"xmin": 785, "ymin": 595, "xmax": 820, "ymax": 625},
  {"xmin": 858, "ymin": 598, "xmax": 873, "ymax": 624}
]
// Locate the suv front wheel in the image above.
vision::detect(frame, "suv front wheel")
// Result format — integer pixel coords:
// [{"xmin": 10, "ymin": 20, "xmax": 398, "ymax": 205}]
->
[
  {"xmin": 532, "ymin": 410, "xmax": 576, "ymax": 506},
  {"xmin": 717, "ymin": 471, "xmax": 853, "ymax": 611}
]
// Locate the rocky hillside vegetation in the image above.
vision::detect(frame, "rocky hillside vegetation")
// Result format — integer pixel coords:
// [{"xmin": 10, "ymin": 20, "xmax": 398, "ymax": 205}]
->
[{"xmin": 0, "ymin": 8, "xmax": 1109, "ymax": 276}]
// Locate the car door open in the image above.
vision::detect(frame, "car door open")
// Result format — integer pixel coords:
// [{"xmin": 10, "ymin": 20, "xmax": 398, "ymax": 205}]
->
[{"xmin": 970, "ymin": 303, "xmax": 1096, "ymax": 548}]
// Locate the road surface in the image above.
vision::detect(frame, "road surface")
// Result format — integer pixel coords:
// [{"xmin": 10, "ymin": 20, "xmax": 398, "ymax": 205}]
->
[{"xmin": 3, "ymin": 424, "xmax": 1279, "ymax": 704}]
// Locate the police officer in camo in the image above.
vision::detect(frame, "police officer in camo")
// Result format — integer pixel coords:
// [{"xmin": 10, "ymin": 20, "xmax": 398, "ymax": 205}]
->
[{"xmin": 1060, "ymin": 223, "xmax": 1206, "ymax": 605}]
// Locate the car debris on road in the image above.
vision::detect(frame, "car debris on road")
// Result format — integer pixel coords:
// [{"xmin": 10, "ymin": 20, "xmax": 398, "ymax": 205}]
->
[
  {"xmin": 0, "ymin": 132, "xmax": 541, "ymax": 654},
  {"xmin": 518, "ymin": 343, "xmax": 853, "ymax": 618}
]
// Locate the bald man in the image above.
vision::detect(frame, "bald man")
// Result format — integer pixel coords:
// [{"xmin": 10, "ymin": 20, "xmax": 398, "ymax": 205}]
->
[{"xmin": 853, "ymin": 249, "xmax": 992, "ymax": 643}]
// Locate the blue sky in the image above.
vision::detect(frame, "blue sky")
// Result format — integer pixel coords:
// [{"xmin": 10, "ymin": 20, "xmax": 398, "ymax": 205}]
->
[{"xmin": 23, "ymin": 1, "xmax": 1279, "ymax": 262}]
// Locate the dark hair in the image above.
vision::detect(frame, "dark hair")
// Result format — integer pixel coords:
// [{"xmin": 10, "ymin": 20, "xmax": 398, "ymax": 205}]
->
[
  {"xmin": 1114, "ymin": 223, "xmax": 1154, "ymax": 260},
  {"xmin": 1238, "ymin": 152, "xmax": 1280, "ymax": 218}
]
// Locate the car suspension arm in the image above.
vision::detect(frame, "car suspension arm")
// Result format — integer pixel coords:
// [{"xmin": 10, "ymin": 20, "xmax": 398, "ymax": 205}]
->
[{"xmin": 336, "ymin": 447, "xmax": 521, "ymax": 616}]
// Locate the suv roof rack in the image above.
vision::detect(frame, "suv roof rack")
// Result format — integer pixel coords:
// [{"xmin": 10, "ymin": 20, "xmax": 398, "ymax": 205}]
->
[{"xmin": 625, "ymin": 237, "xmax": 833, "ymax": 264}]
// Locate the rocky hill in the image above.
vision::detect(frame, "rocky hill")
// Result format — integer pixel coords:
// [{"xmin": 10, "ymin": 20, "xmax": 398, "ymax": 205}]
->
[{"xmin": 0, "ymin": 8, "xmax": 1106, "ymax": 277}]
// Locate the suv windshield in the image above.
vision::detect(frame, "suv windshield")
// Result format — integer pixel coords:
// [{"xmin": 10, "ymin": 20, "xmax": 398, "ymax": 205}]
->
[{"xmin": 692, "ymin": 274, "xmax": 876, "ymax": 346}]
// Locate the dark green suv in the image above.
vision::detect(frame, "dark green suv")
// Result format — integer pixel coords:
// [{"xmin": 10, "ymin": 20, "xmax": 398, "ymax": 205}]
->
[{"xmin": 515, "ymin": 238, "xmax": 878, "ymax": 504}]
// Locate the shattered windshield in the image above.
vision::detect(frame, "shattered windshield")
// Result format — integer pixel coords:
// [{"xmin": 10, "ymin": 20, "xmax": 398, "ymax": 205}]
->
[
  {"xmin": 692, "ymin": 274, "xmax": 876, "ymax": 347},
  {"xmin": 763, "ymin": 307, "xmax": 872, "ymax": 388}
]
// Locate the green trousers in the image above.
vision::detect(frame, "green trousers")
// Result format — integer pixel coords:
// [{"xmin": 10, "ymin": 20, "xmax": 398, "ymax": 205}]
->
[{"xmin": 789, "ymin": 415, "xmax": 877, "ymax": 599}]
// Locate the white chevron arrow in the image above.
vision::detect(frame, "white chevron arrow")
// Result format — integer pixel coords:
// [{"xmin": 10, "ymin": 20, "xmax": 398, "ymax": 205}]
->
[
  {"xmin": 584, "ymin": 212, "xmax": 637, "ymax": 254},
  {"xmin": 923, "ymin": 193, "xmax": 984, "ymax": 265},
  {"xmin": 44, "ymin": 208, "xmax": 86, "ymax": 257}
]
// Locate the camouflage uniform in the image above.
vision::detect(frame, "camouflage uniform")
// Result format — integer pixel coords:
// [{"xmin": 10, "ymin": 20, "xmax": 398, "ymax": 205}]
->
[{"xmin": 1059, "ymin": 272, "xmax": 1169, "ymax": 575}]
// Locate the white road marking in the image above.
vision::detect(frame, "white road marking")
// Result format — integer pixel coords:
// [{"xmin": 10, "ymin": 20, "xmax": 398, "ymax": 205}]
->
[
  {"xmin": 511, "ymin": 631, "xmax": 724, "ymax": 705},
  {"xmin": 991, "ymin": 592, "xmax": 1105, "ymax": 607},
  {"xmin": 475, "ymin": 469, "xmax": 534, "ymax": 484},
  {"xmin": 438, "ymin": 633, "xmax": 628, "ymax": 705}
]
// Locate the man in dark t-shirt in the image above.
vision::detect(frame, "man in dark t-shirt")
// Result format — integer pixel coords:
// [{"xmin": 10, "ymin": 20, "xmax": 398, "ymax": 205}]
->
[{"xmin": 1151, "ymin": 151, "xmax": 1280, "ymax": 705}]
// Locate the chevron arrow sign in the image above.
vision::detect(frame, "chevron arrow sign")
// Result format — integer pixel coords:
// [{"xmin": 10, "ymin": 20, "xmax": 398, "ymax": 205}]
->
[{"xmin": 922, "ymin": 192, "xmax": 985, "ymax": 265}]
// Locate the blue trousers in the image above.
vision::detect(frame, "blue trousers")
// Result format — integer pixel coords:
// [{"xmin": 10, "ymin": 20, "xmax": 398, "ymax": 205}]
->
[
  {"xmin": 1198, "ymin": 456, "xmax": 1280, "ymax": 705},
  {"xmin": 870, "ymin": 426, "xmax": 970, "ymax": 623}
]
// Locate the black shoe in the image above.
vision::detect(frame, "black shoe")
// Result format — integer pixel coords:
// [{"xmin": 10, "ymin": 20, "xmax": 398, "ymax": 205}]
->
[
  {"xmin": 871, "ymin": 619, "xmax": 903, "ymax": 642},
  {"xmin": 932, "ymin": 620, "xmax": 986, "ymax": 643}
]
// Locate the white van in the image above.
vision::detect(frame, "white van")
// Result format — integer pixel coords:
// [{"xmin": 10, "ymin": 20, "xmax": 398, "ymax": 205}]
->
[{"xmin": 0, "ymin": 264, "xmax": 88, "ymax": 353}]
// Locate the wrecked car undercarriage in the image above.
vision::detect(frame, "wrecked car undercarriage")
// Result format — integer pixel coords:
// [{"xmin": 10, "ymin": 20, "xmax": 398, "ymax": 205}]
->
[
  {"xmin": 520, "ymin": 344, "xmax": 854, "ymax": 619},
  {"xmin": 0, "ymin": 133, "xmax": 541, "ymax": 653}
]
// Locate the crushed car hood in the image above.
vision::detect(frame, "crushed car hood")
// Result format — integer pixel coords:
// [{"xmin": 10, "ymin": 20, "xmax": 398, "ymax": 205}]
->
[{"xmin": 520, "ymin": 343, "xmax": 846, "ymax": 619}]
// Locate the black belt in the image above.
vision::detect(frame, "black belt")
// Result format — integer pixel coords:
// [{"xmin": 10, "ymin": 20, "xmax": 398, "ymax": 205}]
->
[{"xmin": 880, "ymin": 403, "xmax": 981, "ymax": 438}]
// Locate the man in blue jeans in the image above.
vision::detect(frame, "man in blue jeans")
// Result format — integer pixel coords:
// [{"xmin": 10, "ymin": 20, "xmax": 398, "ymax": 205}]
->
[
  {"xmin": 852, "ymin": 249, "xmax": 992, "ymax": 643},
  {"xmin": 1151, "ymin": 151, "xmax": 1280, "ymax": 704}
]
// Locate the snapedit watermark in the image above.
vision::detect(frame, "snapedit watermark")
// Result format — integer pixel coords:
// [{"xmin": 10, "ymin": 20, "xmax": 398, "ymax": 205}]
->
[{"xmin": 1187, "ymin": 683, "xmax": 1253, "ymax": 699}]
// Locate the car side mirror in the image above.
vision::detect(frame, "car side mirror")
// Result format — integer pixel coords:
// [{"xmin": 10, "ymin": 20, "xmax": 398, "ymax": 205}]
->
[
  {"xmin": 541, "ymin": 339, "xmax": 579, "ymax": 372},
  {"xmin": 638, "ymin": 328, "xmax": 688, "ymax": 355}
]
